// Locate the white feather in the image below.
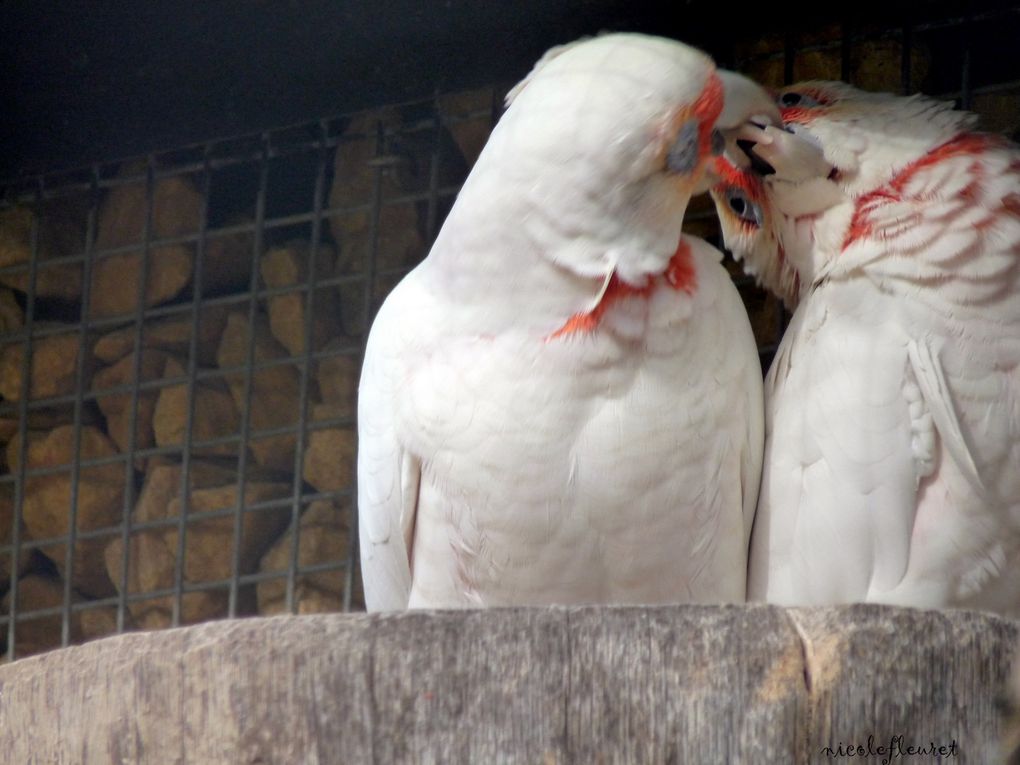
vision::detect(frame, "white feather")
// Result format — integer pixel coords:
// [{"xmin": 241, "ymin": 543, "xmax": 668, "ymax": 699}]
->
[
  {"xmin": 718, "ymin": 79, "xmax": 1020, "ymax": 616},
  {"xmin": 358, "ymin": 34, "xmax": 767, "ymax": 610}
]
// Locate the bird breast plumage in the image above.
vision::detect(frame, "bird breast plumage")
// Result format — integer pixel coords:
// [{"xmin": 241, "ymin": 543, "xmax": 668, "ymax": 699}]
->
[{"xmin": 392, "ymin": 240, "xmax": 761, "ymax": 607}]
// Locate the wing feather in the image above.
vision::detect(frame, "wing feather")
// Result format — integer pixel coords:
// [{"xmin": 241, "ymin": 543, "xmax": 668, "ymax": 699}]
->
[{"xmin": 357, "ymin": 283, "xmax": 423, "ymax": 611}]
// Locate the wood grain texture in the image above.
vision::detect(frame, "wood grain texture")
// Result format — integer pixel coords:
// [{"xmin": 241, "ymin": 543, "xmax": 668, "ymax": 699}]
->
[
  {"xmin": 0, "ymin": 605, "xmax": 1015, "ymax": 764},
  {"xmin": 790, "ymin": 606, "xmax": 1019, "ymax": 764}
]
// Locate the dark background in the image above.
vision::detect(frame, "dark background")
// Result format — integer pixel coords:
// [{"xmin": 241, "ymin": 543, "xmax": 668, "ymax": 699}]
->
[{"xmin": 1, "ymin": 0, "xmax": 1013, "ymax": 179}]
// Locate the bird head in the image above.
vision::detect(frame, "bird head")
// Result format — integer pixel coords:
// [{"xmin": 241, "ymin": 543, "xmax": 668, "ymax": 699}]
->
[
  {"xmin": 709, "ymin": 154, "xmax": 803, "ymax": 309},
  {"xmin": 708, "ymin": 80, "xmax": 984, "ymax": 301},
  {"xmin": 739, "ymin": 81, "xmax": 978, "ymax": 200},
  {"xmin": 485, "ymin": 33, "xmax": 781, "ymax": 287}
]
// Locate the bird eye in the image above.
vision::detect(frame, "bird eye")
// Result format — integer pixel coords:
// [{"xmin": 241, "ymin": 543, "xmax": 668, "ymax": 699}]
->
[
  {"xmin": 725, "ymin": 188, "xmax": 764, "ymax": 228},
  {"xmin": 779, "ymin": 91, "xmax": 822, "ymax": 108}
]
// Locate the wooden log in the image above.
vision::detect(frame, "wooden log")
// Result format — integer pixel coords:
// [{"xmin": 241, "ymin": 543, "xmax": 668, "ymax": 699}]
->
[
  {"xmin": 1006, "ymin": 654, "xmax": 1020, "ymax": 764},
  {"xmin": 0, "ymin": 605, "xmax": 1015, "ymax": 764}
]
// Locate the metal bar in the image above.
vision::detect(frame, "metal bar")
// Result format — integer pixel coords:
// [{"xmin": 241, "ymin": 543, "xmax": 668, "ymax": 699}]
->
[
  {"xmin": 2, "ymin": 133, "xmax": 459, "ymax": 210},
  {"xmin": 718, "ymin": 6, "xmax": 1020, "ymax": 70},
  {"xmin": 227, "ymin": 134, "xmax": 270, "ymax": 617},
  {"xmin": 1, "ymin": 414, "xmax": 357, "ymax": 480},
  {"xmin": 5, "ymin": 4, "xmax": 1016, "ymax": 190},
  {"xmin": 3, "ymin": 180, "xmax": 94, "ymax": 203},
  {"xmin": 0, "ymin": 241, "xmax": 427, "ymax": 303},
  {"xmin": 284, "ymin": 121, "xmax": 329, "ymax": 613},
  {"xmin": 0, "ymin": 251, "xmax": 88, "ymax": 276},
  {"xmin": 1, "ymin": 485, "xmax": 356, "ymax": 552},
  {"xmin": 1, "ymin": 346, "xmax": 367, "ymax": 413},
  {"xmin": 3, "ymin": 90, "xmax": 498, "ymax": 197},
  {"xmin": 114, "ymin": 156, "xmax": 157, "ymax": 632},
  {"xmin": 4, "ymin": 5, "xmax": 1016, "ymax": 641},
  {"xmin": 241, "ymin": 557, "xmax": 348, "ymax": 586},
  {"xmin": 5, "ymin": 178, "xmax": 43, "ymax": 661},
  {"xmin": 171, "ymin": 148, "xmax": 213, "ymax": 627},
  {"xmin": 935, "ymin": 78, "xmax": 1020, "ymax": 102},
  {"xmin": 0, "ymin": 187, "xmax": 462, "ymax": 278},
  {"xmin": 0, "ymin": 558, "xmax": 352, "ymax": 626},
  {"xmin": 59, "ymin": 169, "xmax": 98, "ymax": 647}
]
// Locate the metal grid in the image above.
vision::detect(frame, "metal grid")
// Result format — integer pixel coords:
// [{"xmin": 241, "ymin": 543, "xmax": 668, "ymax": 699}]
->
[{"xmin": 1, "ymin": 7, "xmax": 1018, "ymax": 661}]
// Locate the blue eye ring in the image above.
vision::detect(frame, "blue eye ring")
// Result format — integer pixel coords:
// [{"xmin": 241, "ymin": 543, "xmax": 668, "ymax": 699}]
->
[
  {"xmin": 725, "ymin": 187, "xmax": 764, "ymax": 228},
  {"xmin": 666, "ymin": 119, "xmax": 702, "ymax": 174}
]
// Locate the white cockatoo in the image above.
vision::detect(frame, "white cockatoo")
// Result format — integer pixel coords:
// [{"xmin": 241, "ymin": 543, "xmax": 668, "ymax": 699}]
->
[
  {"xmin": 357, "ymin": 33, "xmax": 774, "ymax": 610},
  {"xmin": 710, "ymin": 81, "xmax": 1020, "ymax": 616}
]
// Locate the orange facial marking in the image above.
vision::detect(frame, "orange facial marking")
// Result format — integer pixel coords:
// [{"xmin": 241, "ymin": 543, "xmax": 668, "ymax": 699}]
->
[
  {"xmin": 779, "ymin": 106, "xmax": 819, "ymax": 125},
  {"xmin": 548, "ymin": 241, "xmax": 697, "ymax": 339},
  {"xmin": 778, "ymin": 88, "xmax": 832, "ymax": 124},
  {"xmin": 693, "ymin": 72, "xmax": 725, "ymax": 156},
  {"xmin": 711, "ymin": 156, "xmax": 763, "ymax": 199}
]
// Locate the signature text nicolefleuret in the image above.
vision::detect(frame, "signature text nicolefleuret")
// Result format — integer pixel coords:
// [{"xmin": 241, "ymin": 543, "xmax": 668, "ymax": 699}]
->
[{"xmin": 821, "ymin": 734, "xmax": 958, "ymax": 763}]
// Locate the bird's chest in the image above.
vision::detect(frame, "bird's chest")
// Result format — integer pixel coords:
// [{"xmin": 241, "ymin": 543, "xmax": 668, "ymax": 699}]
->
[
  {"xmin": 400, "ymin": 330, "xmax": 694, "ymax": 508},
  {"xmin": 404, "ymin": 332, "xmax": 723, "ymax": 604}
]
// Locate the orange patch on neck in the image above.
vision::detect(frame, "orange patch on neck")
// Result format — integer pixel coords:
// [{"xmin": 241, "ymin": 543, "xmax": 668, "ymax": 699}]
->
[
  {"xmin": 665, "ymin": 239, "xmax": 697, "ymax": 293},
  {"xmin": 547, "ymin": 240, "xmax": 697, "ymax": 339},
  {"xmin": 890, "ymin": 133, "xmax": 999, "ymax": 193},
  {"xmin": 547, "ymin": 274, "xmax": 651, "ymax": 339},
  {"xmin": 843, "ymin": 133, "xmax": 1001, "ymax": 250}
]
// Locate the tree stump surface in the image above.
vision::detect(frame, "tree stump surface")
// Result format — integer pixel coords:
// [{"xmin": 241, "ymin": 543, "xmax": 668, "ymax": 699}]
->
[{"xmin": 0, "ymin": 604, "xmax": 1016, "ymax": 764}]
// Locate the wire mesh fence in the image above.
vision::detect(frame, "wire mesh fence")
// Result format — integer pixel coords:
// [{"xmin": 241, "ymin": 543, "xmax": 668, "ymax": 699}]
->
[{"xmin": 0, "ymin": 6, "xmax": 1017, "ymax": 661}]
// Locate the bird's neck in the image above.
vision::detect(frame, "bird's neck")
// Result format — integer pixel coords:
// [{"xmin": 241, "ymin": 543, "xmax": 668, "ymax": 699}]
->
[{"xmin": 421, "ymin": 165, "xmax": 686, "ymax": 336}]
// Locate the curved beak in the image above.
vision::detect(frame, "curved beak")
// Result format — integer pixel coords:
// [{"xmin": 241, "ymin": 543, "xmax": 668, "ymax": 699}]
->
[
  {"xmin": 696, "ymin": 70, "xmax": 781, "ymax": 192},
  {"xmin": 715, "ymin": 70, "xmax": 781, "ymax": 131},
  {"xmin": 701, "ymin": 70, "xmax": 833, "ymax": 186},
  {"xmin": 734, "ymin": 123, "xmax": 834, "ymax": 183}
]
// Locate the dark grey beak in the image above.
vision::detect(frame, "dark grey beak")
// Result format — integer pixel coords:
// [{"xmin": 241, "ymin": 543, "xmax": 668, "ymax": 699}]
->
[{"xmin": 737, "ymin": 139, "xmax": 776, "ymax": 176}]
